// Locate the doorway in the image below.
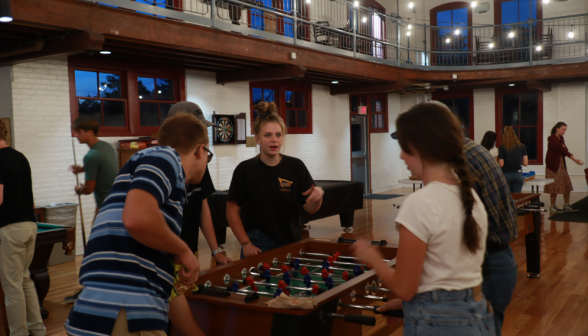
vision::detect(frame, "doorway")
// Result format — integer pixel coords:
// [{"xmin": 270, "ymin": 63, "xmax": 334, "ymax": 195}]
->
[{"xmin": 351, "ymin": 115, "xmax": 370, "ymax": 195}]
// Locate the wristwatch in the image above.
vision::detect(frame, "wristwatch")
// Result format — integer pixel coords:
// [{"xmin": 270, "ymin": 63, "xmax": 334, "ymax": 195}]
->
[{"xmin": 211, "ymin": 247, "xmax": 223, "ymax": 257}]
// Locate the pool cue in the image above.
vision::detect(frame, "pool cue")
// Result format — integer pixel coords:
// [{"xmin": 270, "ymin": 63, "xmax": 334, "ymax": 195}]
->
[{"xmin": 72, "ymin": 137, "xmax": 87, "ymax": 250}]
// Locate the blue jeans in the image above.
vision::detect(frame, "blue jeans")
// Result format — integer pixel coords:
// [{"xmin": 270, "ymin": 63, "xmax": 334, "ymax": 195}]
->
[
  {"xmin": 503, "ymin": 172, "xmax": 524, "ymax": 193},
  {"xmin": 402, "ymin": 288, "xmax": 496, "ymax": 336},
  {"xmin": 482, "ymin": 247, "xmax": 517, "ymax": 336},
  {"xmin": 240, "ymin": 228, "xmax": 284, "ymax": 259}
]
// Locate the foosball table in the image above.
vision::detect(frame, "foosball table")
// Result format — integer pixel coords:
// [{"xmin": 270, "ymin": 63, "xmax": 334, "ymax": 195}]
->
[{"xmin": 171, "ymin": 238, "xmax": 401, "ymax": 336}]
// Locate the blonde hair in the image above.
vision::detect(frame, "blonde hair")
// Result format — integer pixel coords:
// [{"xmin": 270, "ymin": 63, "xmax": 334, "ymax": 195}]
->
[
  {"xmin": 158, "ymin": 114, "xmax": 209, "ymax": 155},
  {"xmin": 0, "ymin": 120, "xmax": 7, "ymax": 141},
  {"xmin": 253, "ymin": 102, "xmax": 287, "ymax": 136},
  {"xmin": 502, "ymin": 126, "xmax": 522, "ymax": 151}
]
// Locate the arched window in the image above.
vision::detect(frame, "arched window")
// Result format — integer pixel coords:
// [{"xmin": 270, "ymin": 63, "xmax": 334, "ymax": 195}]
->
[{"xmin": 430, "ymin": 2, "xmax": 473, "ymax": 65}]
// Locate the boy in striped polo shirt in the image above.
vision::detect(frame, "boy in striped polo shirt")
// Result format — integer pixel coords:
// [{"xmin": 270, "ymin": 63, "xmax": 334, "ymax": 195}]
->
[{"xmin": 65, "ymin": 114, "xmax": 210, "ymax": 336}]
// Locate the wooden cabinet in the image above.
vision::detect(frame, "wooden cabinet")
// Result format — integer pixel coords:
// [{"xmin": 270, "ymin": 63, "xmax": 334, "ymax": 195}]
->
[{"xmin": 118, "ymin": 148, "xmax": 141, "ymax": 170}]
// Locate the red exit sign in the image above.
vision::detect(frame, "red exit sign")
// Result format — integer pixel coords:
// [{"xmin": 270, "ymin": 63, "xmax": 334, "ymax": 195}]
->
[{"xmin": 359, "ymin": 106, "xmax": 367, "ymax": 114}]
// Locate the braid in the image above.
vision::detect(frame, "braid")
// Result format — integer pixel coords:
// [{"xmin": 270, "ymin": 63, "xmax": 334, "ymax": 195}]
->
[{"xmin": 453, "ymin": 153, "xmax": 481, "ymax": 253}]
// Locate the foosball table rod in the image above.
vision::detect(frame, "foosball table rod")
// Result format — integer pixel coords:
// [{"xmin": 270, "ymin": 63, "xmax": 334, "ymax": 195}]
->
[
  {"xmin": 339, "ymin": 303, "xmax": 404, "ymax": 318},
  {"xmin": 273, "ymin": 258, "xmax": 356, "ymax": 273},
  {"xmin": 246, "ymin": 268, "xmax": 347, "ymax": 283},
  {"xmin": 224, "ymin": 275, "xmax": 322, "ymax": 294},
  {"xmin": 365, "ymin": 285, "xmax": 393, "ymax": 294},
  {"xmin": 298, "ymin": 249, "xmax": 391, "ymax": 263},
  {"xmin": 254, "ymin": 264, "xmax": 349, "ymax": 281}
]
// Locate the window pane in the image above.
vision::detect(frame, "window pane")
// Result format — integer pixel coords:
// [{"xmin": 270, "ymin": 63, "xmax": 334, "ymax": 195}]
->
[
  {"xmin": 263, "ymin": 89, "xmax": 275, "ymax": 102},
  {"xmin": 103, "ymin": 101, "xmax": 125, "ymax": 127},
  {"xmin": 520, "ymin": 93, "xmax": 538, "ymax": 126},
  {"xmin": 99, "ymin": 73, "xmax": 121, "ymax": 99},
  {"xmin": 351, "ymin": 124, "xmax": 362, "ymax": 151},
  {"xmin": 502, "ymin": 1, "xmax": 518, "ymax": 24},
  {"xmin": 297, "ymin": 110, "xmax": 307, "ymax": 128},
  {"xmin": 286, "ymin": 109, "xmax": 296, "ymax": 127},
  {"xmin": 437, "ymin": 10, "xmax": 451, "ymax": 27},
  {"xmin": 140, "ymin": 102, "xmax": 159, "ymax": 126},
  {"xmin": 157, "ymin": 78, "xmax": 174, "ymax": 101},
  {"xmin": 520, "ymin": 127, "xmax": 537, "ymax": 160},
  {"xmin": 502, "ymin": 94, "xmax": 519, "ymax": 127},
  {"xmin": 351, "ymin": 96, "xmax": 359, "ymax": 112},
  {"xmin": 138, "ymin": 77, "xmax": 156, "ymax": 100},
  {"xmin": 292, "ymin": 92, "xmax": 305, "ymax": 108},
  {"xmin": 160, "ymin": 103, "xmax": 174, "ymax": 124},
  {"xmin": 372, "ymin": 99, "xmax": 383, "ymax": 113},
  {"xmin": 75, "ymin": 70, "xmax": 98, "ymax": 98},
  {"xmin": 378, "ymin": 114, "xmax": 384, "ymax": 128},
  {"xmin": 454, "ymin": 97, "xmax": 470, "ymax": 128},
  {"xmin": 285, "ymin": 91, "xmax": 293, "ymax": 108},
  {"xmin": 439, "ymin": 98, "xmax": 453, "ymax": 110},
  {"xmin": 252, "ymin": 88, "xmax": 263, "ymax": 105},
  {"xmin": 519, "ymin": 0, "xmax": 537, "ymax": 21},
  {"xmin": 78, "ymin": 99, "xmax": 101, "ymax": 124}
]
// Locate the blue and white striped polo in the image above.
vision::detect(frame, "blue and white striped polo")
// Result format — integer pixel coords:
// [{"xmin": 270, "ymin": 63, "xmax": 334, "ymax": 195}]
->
[{"xmin": 65, "ymin": 146, "xmax": 186, "ymax": 336}]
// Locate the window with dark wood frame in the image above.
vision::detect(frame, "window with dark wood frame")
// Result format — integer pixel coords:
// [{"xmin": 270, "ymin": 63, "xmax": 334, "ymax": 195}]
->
[
  {"xmin": 68, "ymin": 56, "xmax": 185, "ymax": 137},
  {"xmin": 432, "ymin": 90, "xmax": 474, "ymax": 140},
  {"xmin": 349, "ymin": 93, "xmax": 388, "ymax": 133},
  {"xmin": 494, "ymin": 0, "xmax": 542, "ymax": 25},
  {"xmin": 495, "ymin": 88, "xmax": 543, "ymax": 165},
  {"xmin": 249, "ymin": 81, "xmax": 313, "ymax": 135},
  {"xmin": 430, "ymin": 2, "xmax": 473, "ymax": 66}
]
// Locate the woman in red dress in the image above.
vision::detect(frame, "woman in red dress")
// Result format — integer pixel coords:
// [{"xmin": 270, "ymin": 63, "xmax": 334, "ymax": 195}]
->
[{"xmin": 544, "ymin": 122, "xmax": 583, "ymax": 212}]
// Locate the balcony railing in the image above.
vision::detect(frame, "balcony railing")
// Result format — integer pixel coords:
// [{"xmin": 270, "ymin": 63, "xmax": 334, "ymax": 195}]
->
[{"xmin": 92, "ymin": 0, "xmax": 588, "ymax": 69}]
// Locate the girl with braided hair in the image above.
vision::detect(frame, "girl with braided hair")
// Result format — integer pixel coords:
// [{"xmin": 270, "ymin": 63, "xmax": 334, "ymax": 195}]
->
[
  {"xmin": 352, "ymin": 102, "xmax": 495, "ymax": 335},
  {"xmin": 227, "ymin": 102, "xmax": 324, "ymax": 259}
]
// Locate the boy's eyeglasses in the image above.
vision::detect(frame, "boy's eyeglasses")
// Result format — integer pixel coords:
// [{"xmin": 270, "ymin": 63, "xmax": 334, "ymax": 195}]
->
[{"xmin": 196, "ymin": 145, "xmax": 214, "ymax": 163}]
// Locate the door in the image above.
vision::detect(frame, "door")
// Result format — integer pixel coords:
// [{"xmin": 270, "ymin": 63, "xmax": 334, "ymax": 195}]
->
[{"xmin": 351, "ymin": 115, "xmax": 370, "ymax": 195}]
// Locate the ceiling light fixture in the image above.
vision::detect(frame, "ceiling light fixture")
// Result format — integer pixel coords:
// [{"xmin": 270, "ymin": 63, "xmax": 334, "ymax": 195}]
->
[
  {"xmin": 408, "ymin": 0, "xmax": 413, "ymax": 9},
  {"xmin": 445, "ymin": 38, "xmax": 451, "ymax": 43},
  {"xmin": 100, "ymin": 51, "xmax": 112, "ymax": 55},
  {"xmin": 306, "ymin": 0, "xmax": 310, "ymax": 3},
  {"xmin": 331, "ymin": 81, "xmax": 339, "ymax": 84},
  {"xmin": 508, "ymin": 31, "xmax": 515, "ymax": 38},
  {"xmin": 509, "ymin": 84, "xmax": 515, "ymax": 86},
  {"xmin": 407, "ymin": 31, "xmax": 411, "ymax": 36},
  {"xmin": 0, "ymin": 0, "xmax": 13, "ymax": 23},
  {"xmin": 407, "ymin": 24, "xmax": 412, "ymax": 30},
  {"xmin": 471, "ymin": 1, "xmax": 477, "ymax": 8},
  {"xmin": 362, "ymin": 16, "xmax": 367, "ymax": 23},
  {"xmin": 454, "ymin": 29, "xmax": 460, "ymax": 35},
  {"xmin": 568, "ymin": 25, "xmax": 574, "ymax": 38},
  {"xmin": 542, "ymin": 0, "xmax": 548, "ymax": 3},
  {"xmin": 139, "ymin": 95, "xmax": 143, "ymax": 99},
  {"xmin": 536, "ymin": 45, "xmax": 542, "ymax": 51},
  {"xmin": 353, "ymin": 1, "xmax": 358, "ymax": 7},
  {"xmin": 489, "ymin": 43, "xmax": 494, "ymax": 48}
]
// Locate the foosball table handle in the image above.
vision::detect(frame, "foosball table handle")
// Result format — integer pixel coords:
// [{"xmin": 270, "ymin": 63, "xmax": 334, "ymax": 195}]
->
[
  {"xmin": 373, "ymin": 307, "xmax": 404, "ymax": 318},
  {"xmin": 337, "ymin": 237, "xmax": 388, "ymax": 246},
  {"xmin": 343, "ymin": 314, "xmax": 376, "ymax": 326}
]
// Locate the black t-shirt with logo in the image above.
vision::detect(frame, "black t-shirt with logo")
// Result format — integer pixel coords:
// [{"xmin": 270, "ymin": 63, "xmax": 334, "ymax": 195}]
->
[
  {"xmin": 228, "ymin": 155, "xmax": 314, "ymax": 245},
  {"xmin": 180, "ymin": 167, "xmax": 215, "ymax": 252}
]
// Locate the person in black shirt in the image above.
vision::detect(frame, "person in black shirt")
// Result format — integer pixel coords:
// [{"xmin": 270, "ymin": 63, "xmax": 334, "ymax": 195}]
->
[
  {"xmin": 168, "ymin": 101, "xmax": 232, "ymax": 265},
  {"xmin": 0, "ymin": 120, "xmax": 47, "ymax": 336},
  {"xmin": 498, "ymin": 126, "xmax": 528, "ymax": 193},
  {"xmin": 227, "ymin": 101, "xmax": 324, "ymax": 258}
]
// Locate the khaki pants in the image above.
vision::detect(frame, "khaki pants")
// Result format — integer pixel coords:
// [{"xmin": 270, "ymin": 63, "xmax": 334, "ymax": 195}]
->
[
  {"xmin": 112, "ymin": 308, "xmax": 166, "ymax": 336},
  {"xmin": 0, "ymin": 221, "xmax": 46, "ymax": 336}
]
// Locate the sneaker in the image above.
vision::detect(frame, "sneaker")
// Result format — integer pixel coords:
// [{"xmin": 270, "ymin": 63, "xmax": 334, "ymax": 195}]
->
[
  {"xmin": 563, "ymin": 203, "xmax": 580, "ymax": 212},
  {"xmin": 550, "ymin": 205, "xmax": 565, "ymax": 213},
  {"xmin": 63, "ymin": 288, "xmax": 83, "ymax": 304}
]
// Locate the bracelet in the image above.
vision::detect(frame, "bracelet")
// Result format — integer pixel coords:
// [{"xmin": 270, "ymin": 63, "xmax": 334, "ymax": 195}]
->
[
  {"xmin": 211, "ymin": 247, "xmax": 223, "ymax": 257},
  {"xmin": 240, "ymin": 240, "xmax": 251, "ymax": 249}
]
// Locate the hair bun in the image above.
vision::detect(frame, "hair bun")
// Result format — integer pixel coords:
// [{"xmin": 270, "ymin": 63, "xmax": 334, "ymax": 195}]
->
[{"xmin": 254, "ymin": 101, "xmax": 278, "ymax": 117}]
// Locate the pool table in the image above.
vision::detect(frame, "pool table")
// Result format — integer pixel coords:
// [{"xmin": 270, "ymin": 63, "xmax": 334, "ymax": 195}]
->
[{"xmin": 0, "ymin": 222, "xmax": 75, "ymax": 334}]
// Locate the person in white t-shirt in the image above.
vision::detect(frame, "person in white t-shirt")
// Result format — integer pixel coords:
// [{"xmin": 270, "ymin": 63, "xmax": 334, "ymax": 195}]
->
[
  {"xmin": 352, "ymin": 102, "xmax": 495, "ymax": 336},
  {"xmin": 481, "ymin": 131, "xmax": 499, "ymax": 160}
]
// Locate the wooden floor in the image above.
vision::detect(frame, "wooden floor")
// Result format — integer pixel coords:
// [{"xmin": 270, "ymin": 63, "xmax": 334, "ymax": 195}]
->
[{"xmin": 41, "ymin": 188, "xmax": 588, "ymax": 335}]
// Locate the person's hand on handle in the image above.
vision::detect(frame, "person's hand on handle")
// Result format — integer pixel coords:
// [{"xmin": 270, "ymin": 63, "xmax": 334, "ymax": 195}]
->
[
  {"xmin": 242, "ymin": 244, "xmax": 262, "ymax": 257},
  {"xmin": 376, "ymin": 298, "xmax": 404, "ymax": 327},
  {"xmin": 213, "ymin": 253, "xmax": 233, "ymax": 265},
  {"xmin": 69, "ymin": 165, "xmax": 83, "ymax": 174},
  {"xmin": 174, "ymin": 249, "xmax": 200, "ymax": 286},
  {"xmin": 302, "ymin": 185, "xmax": 324, "ymax": 204}
]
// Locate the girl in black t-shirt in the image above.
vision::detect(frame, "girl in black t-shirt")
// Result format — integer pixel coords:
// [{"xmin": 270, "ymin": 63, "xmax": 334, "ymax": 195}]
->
[{"xmin": 227, "ymin": 102, "xmax": 324, "ymax": 258}]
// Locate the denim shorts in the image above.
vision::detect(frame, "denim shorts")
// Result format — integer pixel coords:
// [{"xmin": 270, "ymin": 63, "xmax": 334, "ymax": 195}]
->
[{"xmin": 402, "ymin": 288, "xmax": 496, "ymax": 336}]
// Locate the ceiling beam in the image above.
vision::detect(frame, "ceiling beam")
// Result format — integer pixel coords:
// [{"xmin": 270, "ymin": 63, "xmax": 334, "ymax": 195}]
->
[
  {"xmin": 0, "ymin": 30, "xmax": 104, "ymax": 66},
  {"xmin": 216, "ymin": 65, "xmax": 307, "ymax": 84},
  {"xmin": 330, "ymin": 82, "xmax": 405, "ymax": 95},
  {"xmin": 526, "ymin": 80, "xmax": 551, "ymax": 92}
]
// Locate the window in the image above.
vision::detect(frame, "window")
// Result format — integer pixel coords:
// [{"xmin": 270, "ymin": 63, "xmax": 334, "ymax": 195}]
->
[
  {"xmin": 430, "ymin": 2, "xmax": 472, "ymax": 65},
  {"xmin": 69, "ymin": 56, "xmax": 185, "ymax": 136},
  {"xmin": 74, "ymin": 70, "xmax": 127, "ymax": 127},
  {"xmin": 138, "ymin": 77, "xmax": 179, "ymax": 127},
  {"xmin": 495, "ymin": 0, "xmax": 541, "ymax": 24},
  {"xmin": 495, "ymin": 88, "xmax": 543, "ymax": 164},
  {"xmin": 349, "ymin": 94, "xmax": 388, "ymax": 133},
  {"xmin": 433, "ymin": 90, "xmax": 474, "ymax": 139},
  {"xmin": 494, "ymin": 0, "xmax": 542, "ymax": 52},
  {"xmin": 248, "ymin": 0, "xmax": 295, "ymax": 38},
  {"xmin": 249, "ymin": 81, "xmax": 312, "ymax": 134}
]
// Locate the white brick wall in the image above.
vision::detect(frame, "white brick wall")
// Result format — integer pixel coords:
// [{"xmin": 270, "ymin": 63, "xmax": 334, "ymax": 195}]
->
[{"xmin": 473, "ymin": 88, "xmax": 495, "ymax": 144}]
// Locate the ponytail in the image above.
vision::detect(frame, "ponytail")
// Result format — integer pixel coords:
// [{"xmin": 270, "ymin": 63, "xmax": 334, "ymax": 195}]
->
[
  {"xmin": 453, "ymin": 153, "xmax": 481, "ymax": 254},
  {"xmin": 551, "ymin": 121, "xmax": 567, "ymax": 136}
]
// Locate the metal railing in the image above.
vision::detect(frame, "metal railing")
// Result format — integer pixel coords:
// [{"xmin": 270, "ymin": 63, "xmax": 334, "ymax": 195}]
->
[{"xmin": 90, "ymin": 0, "xmax": 588, "ymax": 69}]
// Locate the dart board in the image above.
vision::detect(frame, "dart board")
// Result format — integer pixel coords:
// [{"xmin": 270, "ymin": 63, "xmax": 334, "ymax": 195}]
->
[{"xmin": 213, "ymin": 114, "xmax": 236, "ymax": 145}]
